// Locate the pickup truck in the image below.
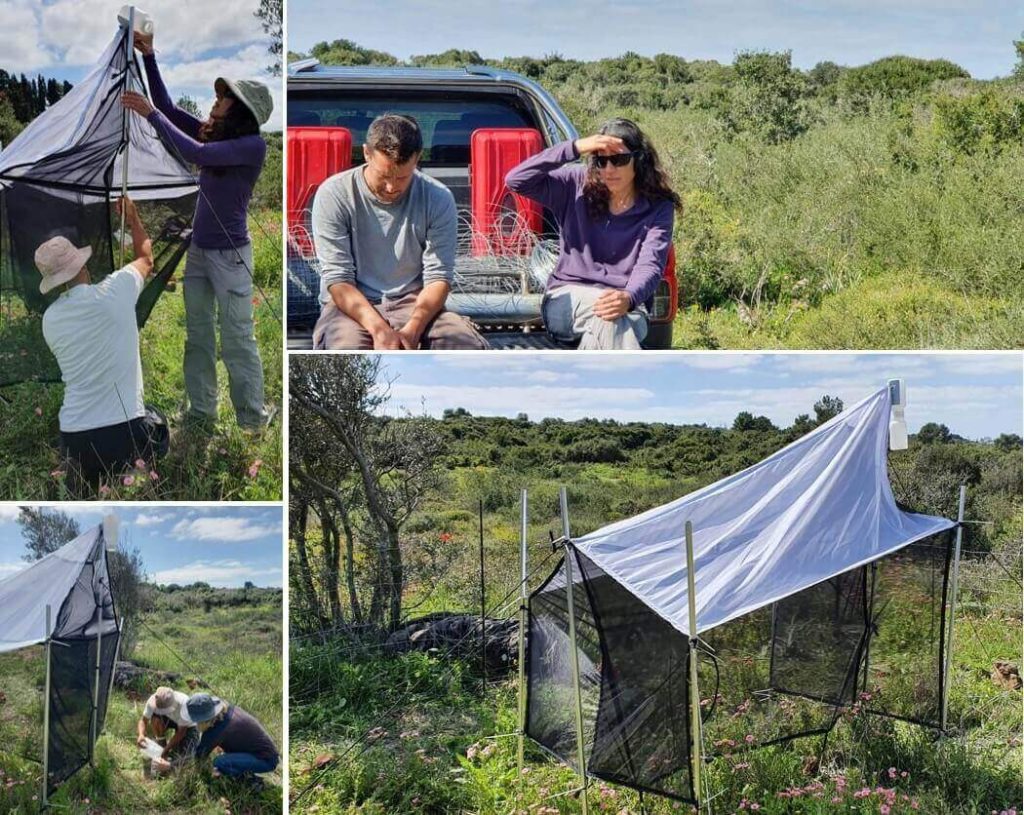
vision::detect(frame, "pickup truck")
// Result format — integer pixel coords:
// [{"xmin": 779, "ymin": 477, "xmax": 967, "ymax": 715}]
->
[{"xmin": 286, "ymin": 61, "xmax": 677, "ymax": 349}]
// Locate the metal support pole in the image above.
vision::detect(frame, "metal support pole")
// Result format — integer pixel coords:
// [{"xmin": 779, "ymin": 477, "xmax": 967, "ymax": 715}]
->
[
  {"xmin": 90, "ymin": 624, "xmax": 102, "ymax": 765},
  {"xmin": 516, "ymin": 489, "xmax": 528, "ymax": 784},
  {"xmin": 117, "ymin": 6, "xmax": 135, "ymax": 269},
  {"xmin": 941, "ymin": 484, "xmax": 967, "ymax": 732},
  {"xmin": 478, "ymin": 500, "xmax": 487, "ymax": 694},
  {"xmin": 559, "ymin": 486, "xmax": 590, "ymax": 815},
  {"xmin": 41, "ymin": 605, "xmax": 52, "ymax": 808},
  {"xmin": 103, "ymin": 619, "xmax": 124, "ymax": 736},
  {"xmin": 685, "ymin": 521, "xmax": 703, "ymax": 807}
]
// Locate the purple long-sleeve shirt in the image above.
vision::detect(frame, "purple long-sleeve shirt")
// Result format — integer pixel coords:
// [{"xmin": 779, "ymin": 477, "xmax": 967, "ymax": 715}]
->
[
  {"xmin": 142, "ymin": 53, "xmax": 266, "ymax": 250},
  {"xmin": 505, "ymin": 140, "xmax": 674, "ymax": 308}
]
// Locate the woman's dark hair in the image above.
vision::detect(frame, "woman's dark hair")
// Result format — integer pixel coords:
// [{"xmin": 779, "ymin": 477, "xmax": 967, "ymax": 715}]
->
[
  {"xmin": 582, "ymin": 118, "xmax": 682, "ymax": 219},
  {"xmin": 199, "ymin": 90, "xmax": 260, "ymax": 144}
]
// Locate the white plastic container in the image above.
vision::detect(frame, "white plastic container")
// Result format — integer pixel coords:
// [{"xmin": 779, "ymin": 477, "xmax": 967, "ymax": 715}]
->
[
  {"xmin": 138, "ymin": 738, "xmax": 163, "ymax": 760},
  {"xmin": 117, "ymin": 6, "xmax": 154, "ymax": 35}
]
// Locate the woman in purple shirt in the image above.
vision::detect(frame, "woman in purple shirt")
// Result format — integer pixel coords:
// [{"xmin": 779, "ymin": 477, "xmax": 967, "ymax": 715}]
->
[
  {"xmin": 121, "ymin": 30, "xmax": 271, "ymax": 431},
  {"xmin": 506, "ymin": 118, "xmax": 681, "ymax": 349}
]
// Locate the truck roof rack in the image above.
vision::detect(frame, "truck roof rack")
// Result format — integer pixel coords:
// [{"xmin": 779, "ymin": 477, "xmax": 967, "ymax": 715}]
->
[{"xmin": 289, "ymin": 58, "xmax": 321, "ymax": 74}]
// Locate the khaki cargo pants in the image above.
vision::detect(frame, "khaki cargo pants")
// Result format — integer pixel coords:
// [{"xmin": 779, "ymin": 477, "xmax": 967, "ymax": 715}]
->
[
  {"xmin": 313, "ymin": 289, "xmax": 489, "ymax": 350},
  {"xmin": 183, "ymin": 244, "xmax": 267, "ymax": 429}
]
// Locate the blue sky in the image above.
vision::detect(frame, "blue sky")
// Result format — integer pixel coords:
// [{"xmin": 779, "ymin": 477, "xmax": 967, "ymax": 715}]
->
[
  {"xmin": 0, "ymin": 505, "xmax": 283, "ymax": 588},
  {"xmin": 1, "ymin": 0, "xmax": 283, "ymax": 129},
  {"xmin": 289, "ymin": 0, "xmax": 1022, "ymax": 80},
  {"xmin": 377, "ymin": 352, "xmax": 1023, "ymax": 439}
]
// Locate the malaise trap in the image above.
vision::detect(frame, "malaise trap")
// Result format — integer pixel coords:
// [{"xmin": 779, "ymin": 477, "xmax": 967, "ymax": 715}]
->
[
  {"xmin": 0, "ymin": 7, "xmax": 196, "ymax": 388},
  {"xmin": 514, "ymin": 382, "xmax": 966, "ymax": 810},
  {"xmin": 0, "ymin": 519, "xmax": 122, "ymax": 807}
]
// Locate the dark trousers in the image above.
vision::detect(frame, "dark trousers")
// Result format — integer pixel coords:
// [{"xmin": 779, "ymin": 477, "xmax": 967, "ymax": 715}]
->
[{"xmin": 59, "ymin": 408, "xmax": 169, "ymax": 495}]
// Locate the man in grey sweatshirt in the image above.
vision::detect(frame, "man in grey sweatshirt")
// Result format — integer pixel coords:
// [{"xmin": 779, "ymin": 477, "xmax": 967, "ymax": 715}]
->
[{"xmin": 311, "ymin": 114, "xmax": 487, "ymax": 349}]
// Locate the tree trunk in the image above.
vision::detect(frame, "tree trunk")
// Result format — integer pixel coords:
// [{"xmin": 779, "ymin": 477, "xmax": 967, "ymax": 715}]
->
[
  {"xmin": 292, "ymin": 498, "xmax": 324, "ymax": 629},
  {"xmin": 336, "ymin": 498, "xmax": 363, "ymax": 625},
  {"xmin": 386, "ymin": 523, "xmax": 402, "ymax": 630},
  {"xmin": 318, "ymin": 499, "xmax": 343, "ymax": 626}
]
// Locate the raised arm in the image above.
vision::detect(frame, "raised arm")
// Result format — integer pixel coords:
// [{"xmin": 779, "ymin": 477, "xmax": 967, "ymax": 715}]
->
[
  {"xmin": 134, "ymin": 33, "xmax": 203, "ymax": 138},
  {"xmin": 140, "ymin": 105, "xmax": 265, "ymax": 168},
  {"xmin": 504, "ymin": 140, "xmax": 582, "ymax": 214}
]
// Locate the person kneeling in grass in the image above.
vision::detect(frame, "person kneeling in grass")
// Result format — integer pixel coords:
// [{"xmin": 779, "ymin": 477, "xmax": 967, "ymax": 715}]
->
[
  {"xmin": 37, "ymin": 196, "xmax": 169, "ymax": 496},
  {"xmin": 137, "ymin": 686, "xmax": 200, "ymax": 764},
  {"xmin": 186, "ymin": 693, "xmax": 279, "ymax": 781}
]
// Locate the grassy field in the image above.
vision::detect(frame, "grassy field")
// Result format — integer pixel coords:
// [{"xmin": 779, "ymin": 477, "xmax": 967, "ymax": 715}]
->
[
  {"xmin": 289, "ymin": 455, "xmax": 1022, "ymax": 814},
  {"xmin": 0, "ymin": 210, "xmax": 282, "ymax": 500},
  {"xmin": 0, "ymin": 595, "xmax": 283, "ymax": 814}
]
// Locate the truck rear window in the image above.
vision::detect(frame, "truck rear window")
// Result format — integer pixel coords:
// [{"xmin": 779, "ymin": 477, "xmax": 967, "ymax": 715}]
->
[{"xmin": 287, "ymin": 90, "xmax": 536, "ymax": 166}]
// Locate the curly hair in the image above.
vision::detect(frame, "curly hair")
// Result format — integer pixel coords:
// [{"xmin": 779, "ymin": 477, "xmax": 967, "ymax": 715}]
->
[
  {"xmin": 198, "ymin": 91, "xmax": 260, "ymax": 144},
  {"xmin": 582, "ymin": 118, "xmax": 682, "ymax": 220}
]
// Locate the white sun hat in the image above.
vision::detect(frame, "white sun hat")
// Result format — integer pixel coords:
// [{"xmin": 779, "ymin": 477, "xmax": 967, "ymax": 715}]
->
[{"xmin": 34, "ymin": 236, "xmax": 92, "ymax": 294}]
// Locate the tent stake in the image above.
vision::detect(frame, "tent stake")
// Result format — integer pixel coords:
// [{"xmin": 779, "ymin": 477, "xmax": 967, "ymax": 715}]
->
[
  {"xmin": 42, "ymin": 605, "xmax": 52, "ymax": 808},
  {"xmin": 517, "ymin": 489, "xmax": 529, "ymax": 793},
  {"xmin": 685, "ymin": 520, "xmax": 704, "ymax": 808},
  {"xmin": 90, "ymin": 624, "xmax": 102, "ymax": 765},
  {"xmin": 941, "ymin": 484, "xmax": 967, "ymax": 732},
  {"xmin": 559, "ymin": 486, "xmax": 590, "ymax": 815},
  {"xmin": 117, "ymin": 6, "xmax": 135, "ymax": 269}
]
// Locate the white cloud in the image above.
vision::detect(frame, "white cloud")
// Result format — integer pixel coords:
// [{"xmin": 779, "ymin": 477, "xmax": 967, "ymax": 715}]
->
[
  {"xmin": 0, "ymin": 1, "xmax": 49, "ymax": 70},
  {"xmin": 170, "ymin": 516, "xmax": 281, "ymax": 542},
  {"xmin": 0, "ymin": 561, "xmax": 25, "ymax": 579},
  {"xmin": 0, "ymin": 505, "xmax": 24, "ymax": 521},
  {"xmin": 132, "ymin": 511, "xmax": 172, "ymax": 527},
  {"xmin": 150, "ymin": 559, "xmax": 281, "ymax": 587},
  {"xmin": 38, "ymin": 0, "xmax": 268, "ymax": 65}
]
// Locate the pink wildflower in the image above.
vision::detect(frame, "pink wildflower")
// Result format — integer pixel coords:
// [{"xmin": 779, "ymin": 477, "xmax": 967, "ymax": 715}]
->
[{"xmin": 123, "ymin": 475, "xmax": 135, "ymax": 486}]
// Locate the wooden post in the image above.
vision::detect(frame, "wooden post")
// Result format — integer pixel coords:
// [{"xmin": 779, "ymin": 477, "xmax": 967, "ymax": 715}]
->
[
  {"xmin": 941, "ymin": 484, "xmax": 967, "ymax": 731},
  {"xmin": 517, "ymin": 489, "xmax": 528, "ymax": 782},
  {"xmin": 559, "ymin": 486, "xmax": 589, "ymax": 815},
  {"xmin": 685, "ymin": 521, "xmax": 703, "ymax": 807}
]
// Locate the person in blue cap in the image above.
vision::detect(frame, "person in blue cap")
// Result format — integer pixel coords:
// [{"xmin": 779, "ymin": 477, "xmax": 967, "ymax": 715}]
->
[{"xmin": 186, "ymin": 692, "xmax": 279, "ymax": 780}]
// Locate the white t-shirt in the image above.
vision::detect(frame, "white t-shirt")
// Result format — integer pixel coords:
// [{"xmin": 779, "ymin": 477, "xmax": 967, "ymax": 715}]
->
[
  {"xmin": 41, "ymin": 267, "xmax": 146, "ymax": 433},
  {"xmin": 142, "ymin": 689, "xmax": 192, "ymax": 727}
]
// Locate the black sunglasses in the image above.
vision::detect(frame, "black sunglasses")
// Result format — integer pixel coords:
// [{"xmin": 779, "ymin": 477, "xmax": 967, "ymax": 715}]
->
[{"xmin": 593, "ymin": 151, "xmax": 639, "ymax": 168}]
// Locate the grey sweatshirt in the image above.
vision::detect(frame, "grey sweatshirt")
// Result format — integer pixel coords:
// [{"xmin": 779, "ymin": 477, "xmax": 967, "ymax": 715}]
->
[{"xmin": 312, "ymin": 166, "xmax": 458, "ymax": 304}]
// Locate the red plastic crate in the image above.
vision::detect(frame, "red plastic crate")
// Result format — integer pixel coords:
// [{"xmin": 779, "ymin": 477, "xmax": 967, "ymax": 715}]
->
[
  {"xmin": 469, "ymin": 128, "xmax": 544, "ymax": 257},
  {"xmin": 287, "ymin": 127, "xmax": 352, "ymax": 254}
]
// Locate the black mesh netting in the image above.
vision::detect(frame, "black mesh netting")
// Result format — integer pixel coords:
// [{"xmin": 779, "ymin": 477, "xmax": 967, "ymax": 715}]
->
[
  {"xmin": 527, "ymin": 549, "xmax": 694, "ymax": 802},
  {"xmin": 0, "ymin": 186, "xmax": 195, "ymax": 386},
  {"xmin": 47, "ymin": 631, "xmax": 119, "ymax": 793},
  {"xmin": 526, "ymin": 531, "xmax": 953, "ymax": 799},
  {"xmin": 43, "ymin": 537, "xmax": 120, "ymax": 794},
  {"xmin": 0, "ymin": 22, "xmax": 197, "ymax": 388}
]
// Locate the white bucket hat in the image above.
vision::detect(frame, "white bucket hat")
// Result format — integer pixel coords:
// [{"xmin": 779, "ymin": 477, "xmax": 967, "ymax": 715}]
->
[{"xmin": 35, "ymin": 236, "xmax": 92, "ymax": 294}]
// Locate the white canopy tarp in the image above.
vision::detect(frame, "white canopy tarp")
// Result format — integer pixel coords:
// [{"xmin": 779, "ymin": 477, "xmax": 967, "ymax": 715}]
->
[
  {"xmin": 572, "ymin": 387, "xmax": 955, "ymax": 637},
  {"xmin": 0, "ymin": 23, "xmax": 196, "ymax": 200},
  {"xmin": 0, "ymin": 524, "xmax": 116, "ymax": 653}
]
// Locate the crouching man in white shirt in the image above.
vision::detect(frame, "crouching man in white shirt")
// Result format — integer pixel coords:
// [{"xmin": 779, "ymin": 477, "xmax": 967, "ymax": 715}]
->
[{"xmin": 37, "ymin": 196, "xmax": 169, "ymax": 495}]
